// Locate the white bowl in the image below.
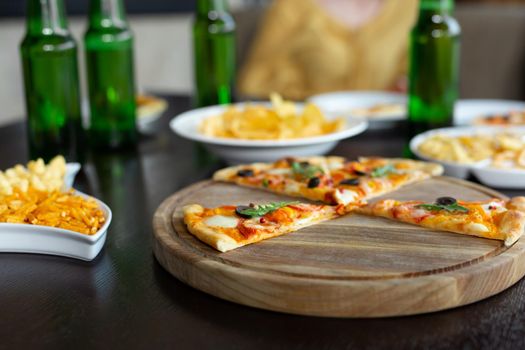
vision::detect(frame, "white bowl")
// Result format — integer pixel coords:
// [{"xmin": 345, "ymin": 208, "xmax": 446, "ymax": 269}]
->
[
  {"xmin": 410, "ymin": 126, "xmax": 525, "ymax": 188},
  {"xmin": 454, "ymin": 99, "xmax": 525, "ymax": 125},
  {"xmin": 65, "ymin": 162, "xmax": 81, "ymax": 189},
  {"xmin": 308, "ymin": 91, "xmax": 406, "ymax": 130},
  {"xmin": 471, "ymin": 166, "xmax": 525, "ymax": 189},
  {"xmin": 409, "ymin": 126, "xmax": 489, "ymax": 179},
  {"xmin": 170, "ymin": 103, "xmax": 368, "ymax": 164},
  {"xmin": 137, "ymin": 95, "xmax": 168, "ymax": 135},
  {"xmin": 0, "ymin": 164, "xmax": 112, "ymax": 261}
]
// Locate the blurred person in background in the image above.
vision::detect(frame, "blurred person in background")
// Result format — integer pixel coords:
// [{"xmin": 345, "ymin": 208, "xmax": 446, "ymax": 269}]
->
[{"xmin": 238, "ymin": 0, "xmax": 418, "ymax": 100}]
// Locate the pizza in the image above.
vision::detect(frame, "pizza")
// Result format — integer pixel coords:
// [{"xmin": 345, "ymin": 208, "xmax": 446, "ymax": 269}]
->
[
  {"xmin": 185, "ymin": 156, "xmax": 525, "ymax": 251},
  {"xmin": 213, "ymin": 156, "xmax": 443, "ymax": 206},
  {"xmin": 355, "ymin": 196, "xmax": 525, "ymax": 246},
  {"xmin": 183, "ymin": 201, "xmax": 345, "ymax": 252}
]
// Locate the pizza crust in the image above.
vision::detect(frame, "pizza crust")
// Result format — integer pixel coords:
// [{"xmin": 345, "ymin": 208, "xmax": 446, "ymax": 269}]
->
[
  {"xmin": 507, "ymin": 196, "xmax": 525, "ymax": 213},
  {"xmin": 502, "ymin": 197, "xmax": 525, "ymax": 246},
  {"xmin": 498, "ymin": 210, "xmax": 525, "ymax": 246}
]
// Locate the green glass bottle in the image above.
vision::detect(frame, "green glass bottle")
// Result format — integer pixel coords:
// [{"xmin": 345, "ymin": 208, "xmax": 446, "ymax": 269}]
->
[
  {"xmin": 408, "ymin": 0, "xmax": 461, "ymax": 135},
  {"xmin": 85, "ymin": 0, "xmax": 137, "ymax": 150},
  {"xmin": 193, "ymin": 0, "xmax": 236, "ymax": 107},
  {"xmin": 20, "ymin": 0, "xmax": 83, "ymax": 162}
]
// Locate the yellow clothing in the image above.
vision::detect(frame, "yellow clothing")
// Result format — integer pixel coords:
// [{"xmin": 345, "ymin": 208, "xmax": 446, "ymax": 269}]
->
[{"xmin": 238, "ymin": 0, "xmax": 418, "ymax": 100}]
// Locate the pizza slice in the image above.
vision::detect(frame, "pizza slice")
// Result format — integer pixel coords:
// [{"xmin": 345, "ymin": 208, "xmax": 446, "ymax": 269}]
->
[
  {"xmin": 355, "ymin": 196, "xmax": 525, "ymax": 246},
  {"xmin": 183, "ymin": 201, "xmax": 346, "ymax": 252},
  {"xmin": 213, "ymin": 156, "xmax": 443, "ymax": 206}
]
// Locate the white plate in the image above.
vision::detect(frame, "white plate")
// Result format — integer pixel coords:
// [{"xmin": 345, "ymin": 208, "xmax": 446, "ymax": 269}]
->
[
  {"xmin": 410, "ymin": 126, "xmax": 525, "ymax": 188},
  {"xmin": 307, "ymin": 91, "xmax": 406, "ymax": 129},
  {"xmin": 454, "ymin": 99, "xmax": 525, "ymax": 125},
  {"xmin": 170, "ymin": 102, "xmax": 368, "ymax": 164},
  {"xmin": 0, "ymin": 164, "xmax": 112, "ymax": 261}
]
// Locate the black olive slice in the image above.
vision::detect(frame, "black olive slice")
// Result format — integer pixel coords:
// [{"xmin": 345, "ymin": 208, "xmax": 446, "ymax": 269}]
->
[
  {"xmin": 339, "ymin": 178, "xmax": 360, "ymax": 186},
  {"xmin": 299, "ymin": 161, "xmax": 310, "ymax": 167},
  {"xmin": 435, "ymin": 197, "xmax": 457, "ymax": 206},
  {"xmin": 353, "ymin": 170, "xmax": 368, "ymax": 176},
  {"xmin": 307, "ymin": 177, "xmax": 321, "ymax": 188},
  {"xmin": 236, "ymin": 169, "xmax": 254, "ymax": 177},
  {"xmin": 235, "ymin": 205, "xmax": 253, "ymax": 218}
]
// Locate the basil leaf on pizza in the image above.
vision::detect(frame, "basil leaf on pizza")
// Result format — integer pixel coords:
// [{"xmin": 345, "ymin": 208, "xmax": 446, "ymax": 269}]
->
[
  {"xmin": 291, "ymin": 162, "xmax": 324, "ymax": 180},
  {"xmin": 415, "ymin": 203, "xmax": 469, "ymax": 213},
  {"xmin": 236, "ymin": 201, "xmax": 299, "ymax": 218},
  {"xmin": 370, "ymin": 164, "xmax": 397, "ymax": 178}
]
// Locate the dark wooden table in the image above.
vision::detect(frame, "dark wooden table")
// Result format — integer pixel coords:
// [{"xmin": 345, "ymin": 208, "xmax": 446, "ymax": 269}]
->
[{"xmin": 1, "ymin": 95, "xmax": 525, "ymax": 349}]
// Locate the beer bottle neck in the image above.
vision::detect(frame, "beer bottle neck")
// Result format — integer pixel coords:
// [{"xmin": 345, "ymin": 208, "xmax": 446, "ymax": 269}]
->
[
  {"xmin": 196, "ymin": 0, "xmax": 230, "ymax": 17},
  {"xmin": 419, "ymin": 0, "xmax": 454, "ymax": 13},
  {"xmin": 26, "ymin": 0, "xmax": 69, "ymax": 36},
  {"xmin": 88, "ymin": 0, "xmax": 128, "ymax": 30}
]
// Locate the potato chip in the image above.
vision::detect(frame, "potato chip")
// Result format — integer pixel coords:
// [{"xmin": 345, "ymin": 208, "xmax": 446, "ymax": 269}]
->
[
  {"xmin": 199, "ymin": 93, "xmax": 345, "ymax": 140},
  {"xmin": 418, "ymin": 132, "xmax": 525, "ymax": 169}
]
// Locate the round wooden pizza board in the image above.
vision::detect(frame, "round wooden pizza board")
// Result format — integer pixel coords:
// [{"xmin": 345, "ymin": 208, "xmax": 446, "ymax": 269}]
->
[{"xmin": 152, "ymin": 177, "xmax": 525, "ymax": 317}]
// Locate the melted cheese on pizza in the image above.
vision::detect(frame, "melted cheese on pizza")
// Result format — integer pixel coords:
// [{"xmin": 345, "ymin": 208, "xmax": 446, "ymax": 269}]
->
[
  {"xmin": 204, "ymin": 215, "xmax": 239, "ymax": 228},
  {"xmin": 361, "ymin": 199, "xmax": 510, "ymax": 238},
  {"xmin": 214, "ymin": 157, "xmax": 441, "ymax": 206},
  {"xmin": 194, "ymin": 203, "xmax": 337, "ymax": 243}
]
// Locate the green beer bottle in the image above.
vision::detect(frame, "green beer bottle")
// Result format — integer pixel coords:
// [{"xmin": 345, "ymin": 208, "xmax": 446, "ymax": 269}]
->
[
  {"xmin": 20, "ymin": 0, "xmax": 83, "ymax": 162},
  {"xmin": 408, "ymin": 0, "xmax": 460, "ymax": 135},
  {"xmin": 85, "ymin": 0, "xmax": 137, "ymax": 150},
  {"xmin": 193, "ymin": 0, "xmax": 236, "ymax": 107}
]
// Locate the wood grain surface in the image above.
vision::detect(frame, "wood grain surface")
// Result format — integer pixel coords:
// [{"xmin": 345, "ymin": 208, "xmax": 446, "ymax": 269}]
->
[{"xmin": 152, "ymin": 177, "xmax": 525, "ymax": 317}]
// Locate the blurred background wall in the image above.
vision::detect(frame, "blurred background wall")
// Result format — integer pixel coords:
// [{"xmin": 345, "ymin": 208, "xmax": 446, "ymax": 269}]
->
[
  {"xmin": 0, "ymin": 0, "xmax": 257, "ymax": 126},
  {"xmin": 1, "ymin": 0, "xmax": 525, "ymax": 126},
  {"xmin": 0, "ymin": 14, "xmax": 194, "ymax": 125}
]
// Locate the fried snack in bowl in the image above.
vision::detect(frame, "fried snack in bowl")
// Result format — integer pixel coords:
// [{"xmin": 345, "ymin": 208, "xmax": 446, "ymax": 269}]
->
[
  {"xmin": 0, "ymin": 157, "xmax": 106, "ymax": 236},
  {"xmin": 199, "ymin": 93, "xmax": 345, "ymax": 140},
  {"xmin": 0, "ymin": 188, "xmax": 105, "ymax": 235},
  {"xmin": 136, "ymin": 94, "xmax": 168, "ymax": 134},
  {"xmin": 0, "ymin": 155, "xmax": 66, "ymax": 196},
  {"xmin": 136, "ymin": 94, "xmax": 168, "ymax": 118},
  {"xmin": 416, "ymin": 132, "xmax": 525, "ymax": 167},
  {"xmin": 0, "ymin": 157, "xmax": 111, "ymax": 260},
  {"xmin": 416, "ymin": 134, "xmax": 493, "ymax": 164},
  {"xmin": 491, "ymin": 144, "xmax": 525, "ymax": 170},
  {"xmin": 411, "ymin": 126, "xmax": 525, "ymax": 181},
  {"xmin": 171, "ymin": 97, "xmax": 367, "ymax": 164}
]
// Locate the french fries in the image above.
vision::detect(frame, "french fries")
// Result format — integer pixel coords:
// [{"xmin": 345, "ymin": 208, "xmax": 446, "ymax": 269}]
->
[{"xmin": 200, "ymin": 93, "xmax": 345, "ymax": 140}]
